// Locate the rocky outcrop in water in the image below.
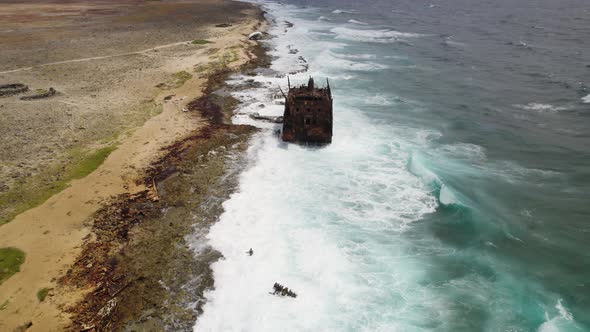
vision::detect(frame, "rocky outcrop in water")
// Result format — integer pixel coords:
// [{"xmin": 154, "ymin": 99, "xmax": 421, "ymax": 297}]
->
[{"xmin": 271, "ymin": 282, "xmax": 297, "ymax": 298}]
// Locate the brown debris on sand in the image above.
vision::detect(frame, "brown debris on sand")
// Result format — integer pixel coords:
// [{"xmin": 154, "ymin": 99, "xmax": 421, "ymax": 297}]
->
[{"xmin": 0, "ymin": 83, "xmax": 29, "ymax": 97}]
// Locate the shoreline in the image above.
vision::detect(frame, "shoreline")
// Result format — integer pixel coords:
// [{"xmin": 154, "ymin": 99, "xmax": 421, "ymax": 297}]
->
[
  {"xmin": 62, "ymin": 40, "xmax": 271, "ymax": 330},
  {"xmin": 0, "ymin": 2, "xmax": 269, "ymax": 330}
]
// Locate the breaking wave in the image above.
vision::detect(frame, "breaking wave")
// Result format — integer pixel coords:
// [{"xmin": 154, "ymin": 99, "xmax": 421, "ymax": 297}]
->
[
  {"xmin": 408, "ymin": 152, "xmax": 463, "ymax": 207},
  {"xmin": 193, "ymin": 0, "xmax": 589, "ymax": 331},
  {"xmin": 348, "ymin": 19, "xmax": 368, "ymax": 25},
  {"xmin": 515, "ymin": 103, "xmax": 569, "ymax": 112},
  {"xmin": 332, "ymin": 26, "xmax": 425, "ymax": 43},
  {"xmin": 537, "ymin": 299, "xmax": 579, "ymax": 332},
  {"xmin": 332, "ymin": 9, "xmax": 355, "ymax": 14},
  {"xmin": 364, "ymin": 94, "xmax": 394, "ymax": 106}
]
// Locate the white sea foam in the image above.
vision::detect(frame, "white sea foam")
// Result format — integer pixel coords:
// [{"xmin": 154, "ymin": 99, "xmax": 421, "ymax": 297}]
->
[
  {"xmin": 311, "ymin": 50, "xmax": 389, "ymax": 72},
  {"xmin": 364, "ymin": 94, "xmax": 393, "ymax": 106},
  {"xmin": 582, "ymin": 94, "xmax": 590, "ymax": 103},
  {"xmin": 556, "ymin": 299, "xmax": 573, "ymax": 321},
  {"xmin": 202, "ymin": 3, "xmax": 587, "ymax": 332},
  {"xmin": 194, "ymin": 2, "xmax": 443, "ymax": 330},
  {"xmin": 332, "ymin": 27, "xmax": 424, "ymax": 43},
  {"xmin": 537, "ymin": 299, "xmax": 577, "ymax": 332},
  {"xmin": 333, "ymin": 53, "xmax": 377, "ymax": 60},
  {"xmin": 196, "ymin": 118, "xmax": 440, "ymax": 330},
  {"xmin": 497, "ymin": 161, "xmax": 561, "ymax": 182},
  {"xmin": 515, "ymin": 103, "xmax": 568, "ymax": 112},
  {"xmin": 332, "ymin": 9, "xmax": 355, "ymax": 14},
  {"xmin": 348, "ymin": 19, "xmax": 368, "ymax": 25},
  {"xmin": 438, "ymin": 143, "xmax": 487, "ymax": 161}
]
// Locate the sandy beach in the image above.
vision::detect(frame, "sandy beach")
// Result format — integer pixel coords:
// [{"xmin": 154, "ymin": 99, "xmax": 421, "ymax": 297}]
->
[{"xmin": 0, "ymin": 1, "xmax": 265, "ymax": 330}]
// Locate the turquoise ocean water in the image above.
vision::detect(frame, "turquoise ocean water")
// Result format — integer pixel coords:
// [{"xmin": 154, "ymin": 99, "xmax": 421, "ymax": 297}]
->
[{"xmin": 194, "ymin": 1, "xmax": 590, "ymax": 331}]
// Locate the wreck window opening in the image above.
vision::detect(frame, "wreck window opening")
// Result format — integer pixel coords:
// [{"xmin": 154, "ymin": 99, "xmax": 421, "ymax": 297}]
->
[{"xmin": 305, "ymin": 118, "xmax": 311, "ymax": 125}]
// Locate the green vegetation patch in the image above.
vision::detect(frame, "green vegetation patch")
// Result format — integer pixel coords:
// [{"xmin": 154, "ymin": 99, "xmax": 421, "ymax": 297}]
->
[
  {"xmin": 171, "ymin": 71, "xmax": 193, "ymax": 87},
  {"xmin": 0, "ymin": 145, "xmax": 117, "ymax": 225},
  {"xmin": 158, "ymin": 71, "xmax": 194, "ymax": 89},
  {"xmin": 69, "ymin": 146, "xmax": 117, "ymax": 180},
  {"xmin": 194, "ymin": 49, "xmax": 241, "ymax": 77},
  {"xmin": 191, "ymin": 39, "xmax": 212, "ymax": 45},
  {"xmin": 37, "ymin": 287, "xmax": 50, "ymax": 302},
  {"xmin": 0, "ymin": 247, "xmax": 25, "ymax": 285}
]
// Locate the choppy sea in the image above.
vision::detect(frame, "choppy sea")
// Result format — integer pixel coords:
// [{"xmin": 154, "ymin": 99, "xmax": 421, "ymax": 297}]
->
[{"xmin": 193, "ymin": 0, "xmax": 590, "ymax": 331}]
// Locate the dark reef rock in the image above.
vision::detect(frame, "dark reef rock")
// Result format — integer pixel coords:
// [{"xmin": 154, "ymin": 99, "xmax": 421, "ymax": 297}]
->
[{"xmin": 271, "ymin": 282, "xmax": 297, "ymax": 298}]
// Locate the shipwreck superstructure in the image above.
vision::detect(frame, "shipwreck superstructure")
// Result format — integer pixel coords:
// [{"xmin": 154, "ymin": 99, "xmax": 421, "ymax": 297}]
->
[{"xmin": 281, "ymin": 77, "xmax": 333, "ymax": 144}]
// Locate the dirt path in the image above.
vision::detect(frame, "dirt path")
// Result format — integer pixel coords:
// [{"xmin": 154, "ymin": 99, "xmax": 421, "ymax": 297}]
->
[
  {"xmin": 0, "ymin": 17, "xmax": 261, "ymax": 331},
  {"xmin": 0, "ymin": 40, "xmax": 203, "ymax": 75}
]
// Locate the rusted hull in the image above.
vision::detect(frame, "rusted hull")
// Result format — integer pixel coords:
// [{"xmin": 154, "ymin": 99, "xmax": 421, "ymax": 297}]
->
[{"xmin": 281, "ymin": 77, "xmax": 333, "ymax": 145}]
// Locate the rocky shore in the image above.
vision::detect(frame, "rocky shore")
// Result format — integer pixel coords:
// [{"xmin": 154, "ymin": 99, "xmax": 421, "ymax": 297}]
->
[{"xmin": 61, "ymin": 71, "xmax": 260, "ymax": 331}]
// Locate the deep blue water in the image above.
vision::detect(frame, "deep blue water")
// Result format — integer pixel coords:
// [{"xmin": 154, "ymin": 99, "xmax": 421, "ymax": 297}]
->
[{"xmin": 194, "ymin": 1, "xmax": 590, "ymax": 331}]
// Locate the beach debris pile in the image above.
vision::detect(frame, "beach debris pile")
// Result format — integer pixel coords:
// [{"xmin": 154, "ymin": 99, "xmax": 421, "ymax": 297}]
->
[
  {"xmin": 1, "ymin": 84, "xmax": 59, "ymax": 100},
  {"xmin": 0, "ymin": 83, "xmax": 29, "ymax": 97},
  {"xmin": 20, "ymin": 87, "xmax": 57, "ymax": 100},
  {"xmin": 270, "ymin": 282, "xmax": 297, "ymax": 298}
]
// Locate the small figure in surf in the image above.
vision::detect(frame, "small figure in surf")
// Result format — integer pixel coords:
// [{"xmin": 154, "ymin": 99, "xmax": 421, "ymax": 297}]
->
[{"xmin": 246, "ymin": 248, "xmax": 253, "ymax": 256}]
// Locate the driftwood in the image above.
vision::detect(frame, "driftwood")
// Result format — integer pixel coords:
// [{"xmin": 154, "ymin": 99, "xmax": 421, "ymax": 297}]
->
[
  {"xmin": 80, "ymin": 324, "xmax": 96, "ymax": 332},
  {"xmin": 151, "ymin": 178, "xmax": 160, "ymax": 201}
]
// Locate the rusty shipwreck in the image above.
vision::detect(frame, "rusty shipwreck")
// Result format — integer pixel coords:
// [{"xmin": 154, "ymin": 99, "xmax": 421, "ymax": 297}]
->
[{"xmin": 280, "ymin": 77, "xmax": 333, "ymax": 145}]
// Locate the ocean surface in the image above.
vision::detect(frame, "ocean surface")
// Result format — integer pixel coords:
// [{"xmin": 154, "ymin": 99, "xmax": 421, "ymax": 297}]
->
[{"xmin": 193, "ymin": 0, "xmax": 590, "ymax": 331}]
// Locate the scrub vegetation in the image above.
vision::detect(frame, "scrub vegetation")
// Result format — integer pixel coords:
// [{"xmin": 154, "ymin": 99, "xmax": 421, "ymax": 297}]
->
[
  {"xmin": 0, "ymin": 145, "xmax": 116, "ymax": 225},
  {"xmin": 191, "ymin": 39, "xmax": 212, "ymax": 45},
  {"xmin": 37, "ymin": 288, "xmax": 50, "ymax": 302},
  {"xmin": 0, "ymin": 247, "xmax": 25, "ymax": 284}
]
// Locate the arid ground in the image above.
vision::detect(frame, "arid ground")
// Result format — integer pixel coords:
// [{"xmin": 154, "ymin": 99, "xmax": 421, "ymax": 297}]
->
[{"xmin": 0, "ymin": 0, "xmax": 265, "ymax": 330}]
